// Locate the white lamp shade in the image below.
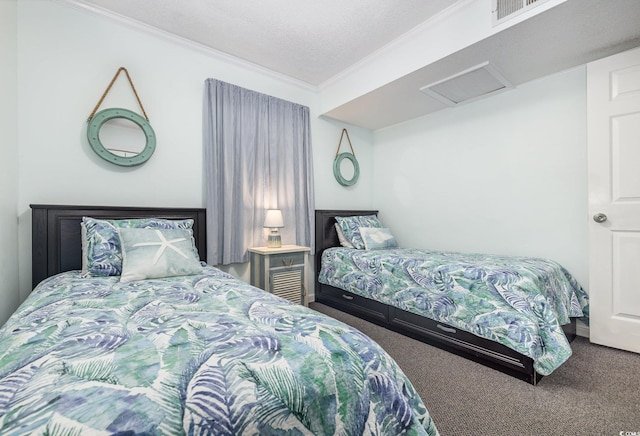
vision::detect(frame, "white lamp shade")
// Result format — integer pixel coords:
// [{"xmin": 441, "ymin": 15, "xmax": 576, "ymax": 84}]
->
[{"xmin": 264, "ymin": 209, "xmax": 284, "ymax": 228}]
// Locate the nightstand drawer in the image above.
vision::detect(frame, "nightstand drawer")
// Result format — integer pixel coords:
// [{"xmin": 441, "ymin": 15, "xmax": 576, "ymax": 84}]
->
[{"xmin": 270, "ymin": 252, "xmax": 304, "ymax": 268}]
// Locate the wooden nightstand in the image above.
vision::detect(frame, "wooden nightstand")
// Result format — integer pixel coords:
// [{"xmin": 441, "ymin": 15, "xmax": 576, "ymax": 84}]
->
[{"xmin": 248, "ymin": 245, "xmax": 310, "ymax": 306}]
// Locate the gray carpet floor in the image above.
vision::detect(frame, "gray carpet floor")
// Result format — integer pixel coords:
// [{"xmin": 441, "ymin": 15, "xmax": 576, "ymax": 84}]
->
[{"xmin": 310, "ymin": 302, "xmax": 640, "ymax": 436}]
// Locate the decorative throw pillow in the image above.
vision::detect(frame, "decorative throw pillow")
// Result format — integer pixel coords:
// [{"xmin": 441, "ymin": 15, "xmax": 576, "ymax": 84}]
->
[
  {"xmin": 360, "ymin": 227, "xmax": 399, "ymax": 250},
  {"xmin": 335, "ymin": 215, "xmax": 383, "ymax": 249},
  {"xmin": 81, "ymin": 217, "xmax": 196, "ymax": 277},
  {"xmin": 335, "ymin": 223, "xmax": 355, "ymax": 248},
  {"xmin": 118, "ymin": 227, "xmax": 203, "ymax": 283}
]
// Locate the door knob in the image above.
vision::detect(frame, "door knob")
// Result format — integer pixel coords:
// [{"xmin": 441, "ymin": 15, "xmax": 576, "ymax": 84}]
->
[{"xmin": 593, "ymin": 213, "xmax": 607, "ymax": 223}]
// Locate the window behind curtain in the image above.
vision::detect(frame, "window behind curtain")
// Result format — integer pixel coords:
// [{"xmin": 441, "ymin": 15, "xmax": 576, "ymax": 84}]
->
[{"xmin": 203, "ymin": 79, "xmax": 315, "ymax": 265}]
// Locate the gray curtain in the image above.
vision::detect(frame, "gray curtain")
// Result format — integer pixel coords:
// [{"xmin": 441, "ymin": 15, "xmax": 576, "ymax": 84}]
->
[{"xmin": 203, "ymin": 79, "xmax": 315, "ymax": 265}]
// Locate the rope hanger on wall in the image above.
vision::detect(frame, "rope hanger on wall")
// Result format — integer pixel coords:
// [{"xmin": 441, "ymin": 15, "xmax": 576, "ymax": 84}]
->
[
  {"xmin": 333, "ymin": 128, "xmax": 360, "ymax": 186},
  {"xmin": 87, "ymin": 67, "xmax": 150, "ymax": 121}
]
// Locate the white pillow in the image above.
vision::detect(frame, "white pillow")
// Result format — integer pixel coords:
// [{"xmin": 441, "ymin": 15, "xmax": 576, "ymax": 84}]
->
[
  {"xmin": 359, "ymin": 227, "xmax": 399, "ymax": 250},
  {"xmin": 118, "ymin": 227, "xmax": 203, "ymax": 283},
  {"xmin": 335, "ymin": 223, "xmax": 355, "ymax": 248}
]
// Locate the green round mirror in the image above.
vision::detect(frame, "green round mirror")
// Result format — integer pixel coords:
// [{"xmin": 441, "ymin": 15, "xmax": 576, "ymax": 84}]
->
[
  {"xmin": 87, "ymin": 108, "xmax": 156, "ymax": 167},
  {"xmin": 333, "ymin": 152, "xmax": 360, "ymax": 186}
]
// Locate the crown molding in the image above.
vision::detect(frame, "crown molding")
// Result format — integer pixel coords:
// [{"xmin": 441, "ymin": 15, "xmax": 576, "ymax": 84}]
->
[{"xmin": 59, "ymin": 0, "xmax": 318, "ymax": 93}]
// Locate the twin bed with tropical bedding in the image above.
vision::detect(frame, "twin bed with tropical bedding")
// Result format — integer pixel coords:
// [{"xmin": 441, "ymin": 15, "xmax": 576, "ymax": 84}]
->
[
  {"xmin": 315, "ymin": 210, "xmax": 589, "ymax": 385},
  {"xmin": 0, "ymin": 205, "xmax": 439, "ymax": 435}
]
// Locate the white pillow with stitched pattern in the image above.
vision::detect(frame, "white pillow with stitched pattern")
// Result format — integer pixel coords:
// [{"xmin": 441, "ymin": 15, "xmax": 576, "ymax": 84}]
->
[
  {"xmin": 360, "ymin": 227, "xmax": 399, "ymax": 250},
  {"xmin": 118, "ymin": 227, "xmax": 203, "ymax": 283}
]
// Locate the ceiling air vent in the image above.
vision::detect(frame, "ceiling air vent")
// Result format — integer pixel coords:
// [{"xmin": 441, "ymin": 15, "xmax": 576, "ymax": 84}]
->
[
  {"xmin": 493, "ymin": 0, "xmax": 551, "ymax": 25},
  {"xmin": 419, "ymin": 62, "xmax": 513, "ymax": 107}
]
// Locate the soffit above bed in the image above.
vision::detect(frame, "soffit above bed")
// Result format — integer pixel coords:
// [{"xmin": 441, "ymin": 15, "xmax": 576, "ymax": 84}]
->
[{"xmin": 322, "ymin": 0, "xmax": 640, "ymax": 130}]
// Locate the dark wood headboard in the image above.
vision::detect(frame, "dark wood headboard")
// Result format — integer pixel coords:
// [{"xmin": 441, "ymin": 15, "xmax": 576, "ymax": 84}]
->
[
  {"xmin": 30, "ymin": 204, "xmax": 207, "ymax": 288},
  {"xmin": 314, "ymin": 209, "xmax": 378, "ymax": 290}
]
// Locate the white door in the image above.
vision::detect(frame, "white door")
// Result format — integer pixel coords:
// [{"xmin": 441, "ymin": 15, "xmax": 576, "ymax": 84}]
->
[{"xmin": 588, "ymin": 46, "xmax": 640, "ymax": 353}]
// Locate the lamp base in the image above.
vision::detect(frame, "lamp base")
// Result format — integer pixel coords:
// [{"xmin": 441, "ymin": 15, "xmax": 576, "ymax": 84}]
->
[{"xmin": 267, "ymin": 231, "xmax": 282, "ymax": 248}]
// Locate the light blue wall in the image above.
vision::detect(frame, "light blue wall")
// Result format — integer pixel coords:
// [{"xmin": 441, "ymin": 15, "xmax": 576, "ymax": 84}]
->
[
  {"xmin": 373, "ymin": 67, "xmax": 588, "ymax": 289},
  {"xmin": 0, "ymin": 1, "xmax": 20, "ymax": 326},
  {"xmin": 10, "ymin": 0, "xmax": 374, "ymax": 321},
  {"xmin": 5, "ymin": 1, "xmax": 592, "ymax": 328}
]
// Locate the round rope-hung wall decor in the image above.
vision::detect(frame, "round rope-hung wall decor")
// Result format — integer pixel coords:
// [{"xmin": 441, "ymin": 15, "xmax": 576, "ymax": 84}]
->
[
  {"xmin": 333, "ymin": 152, "xmax": 360, "ymax": 186},
  {"xmin": 87, "ymin": 108, "xmax": 156, "ymax": 167}
]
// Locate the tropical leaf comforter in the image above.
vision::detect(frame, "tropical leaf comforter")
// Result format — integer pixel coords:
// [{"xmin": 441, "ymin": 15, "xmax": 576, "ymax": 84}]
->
[
  {"xmin": 0, "ymin": 265, "xmax": 438, "ymax": 435},
  {"xmin": 319, "ymin": 247, "xmax": 589, "ymax": 376}
]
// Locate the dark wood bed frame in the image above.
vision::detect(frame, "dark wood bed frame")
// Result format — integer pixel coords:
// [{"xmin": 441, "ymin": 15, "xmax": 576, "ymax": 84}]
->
[
  {"xmin": 30, "ymin": 204, "xmax": 207, "ymax": 288},
  {"xmin": 30, "ymin": 205, "xmax": 575, "ymax": 384},
  {"xmin": 314, "ymin": 209, "xmax": 577, "ymax": 385}
]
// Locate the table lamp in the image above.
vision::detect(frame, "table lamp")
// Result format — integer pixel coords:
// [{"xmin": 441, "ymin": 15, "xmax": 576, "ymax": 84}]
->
[{"xmin": 264, "ymin": 209, "xmax": 284, "ymax": 248}]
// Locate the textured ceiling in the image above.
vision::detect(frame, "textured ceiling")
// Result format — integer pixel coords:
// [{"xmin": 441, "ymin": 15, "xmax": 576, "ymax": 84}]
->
[
  {"xmin": 66, "ymin": 0, "xmax": 640, "ymax": 129},
  {"xmin": 71, "ymin": 0, "xmax": 459, "ymax": 86}
]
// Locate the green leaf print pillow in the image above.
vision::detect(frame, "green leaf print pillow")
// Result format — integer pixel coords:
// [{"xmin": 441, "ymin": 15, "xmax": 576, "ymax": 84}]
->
[{"xmin": 81, "ymin": 217, "xmax": 196, "ymax": 277}]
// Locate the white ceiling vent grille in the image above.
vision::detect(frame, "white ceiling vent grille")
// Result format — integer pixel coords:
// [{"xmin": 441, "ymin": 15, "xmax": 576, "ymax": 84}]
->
[
  {"xmin": 493, "ymin": 0, "xmax": 551, "ymax": 25},
  {"xmin": 419, "ymin": 62, "xmax": 513, "ymax": 107}
]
